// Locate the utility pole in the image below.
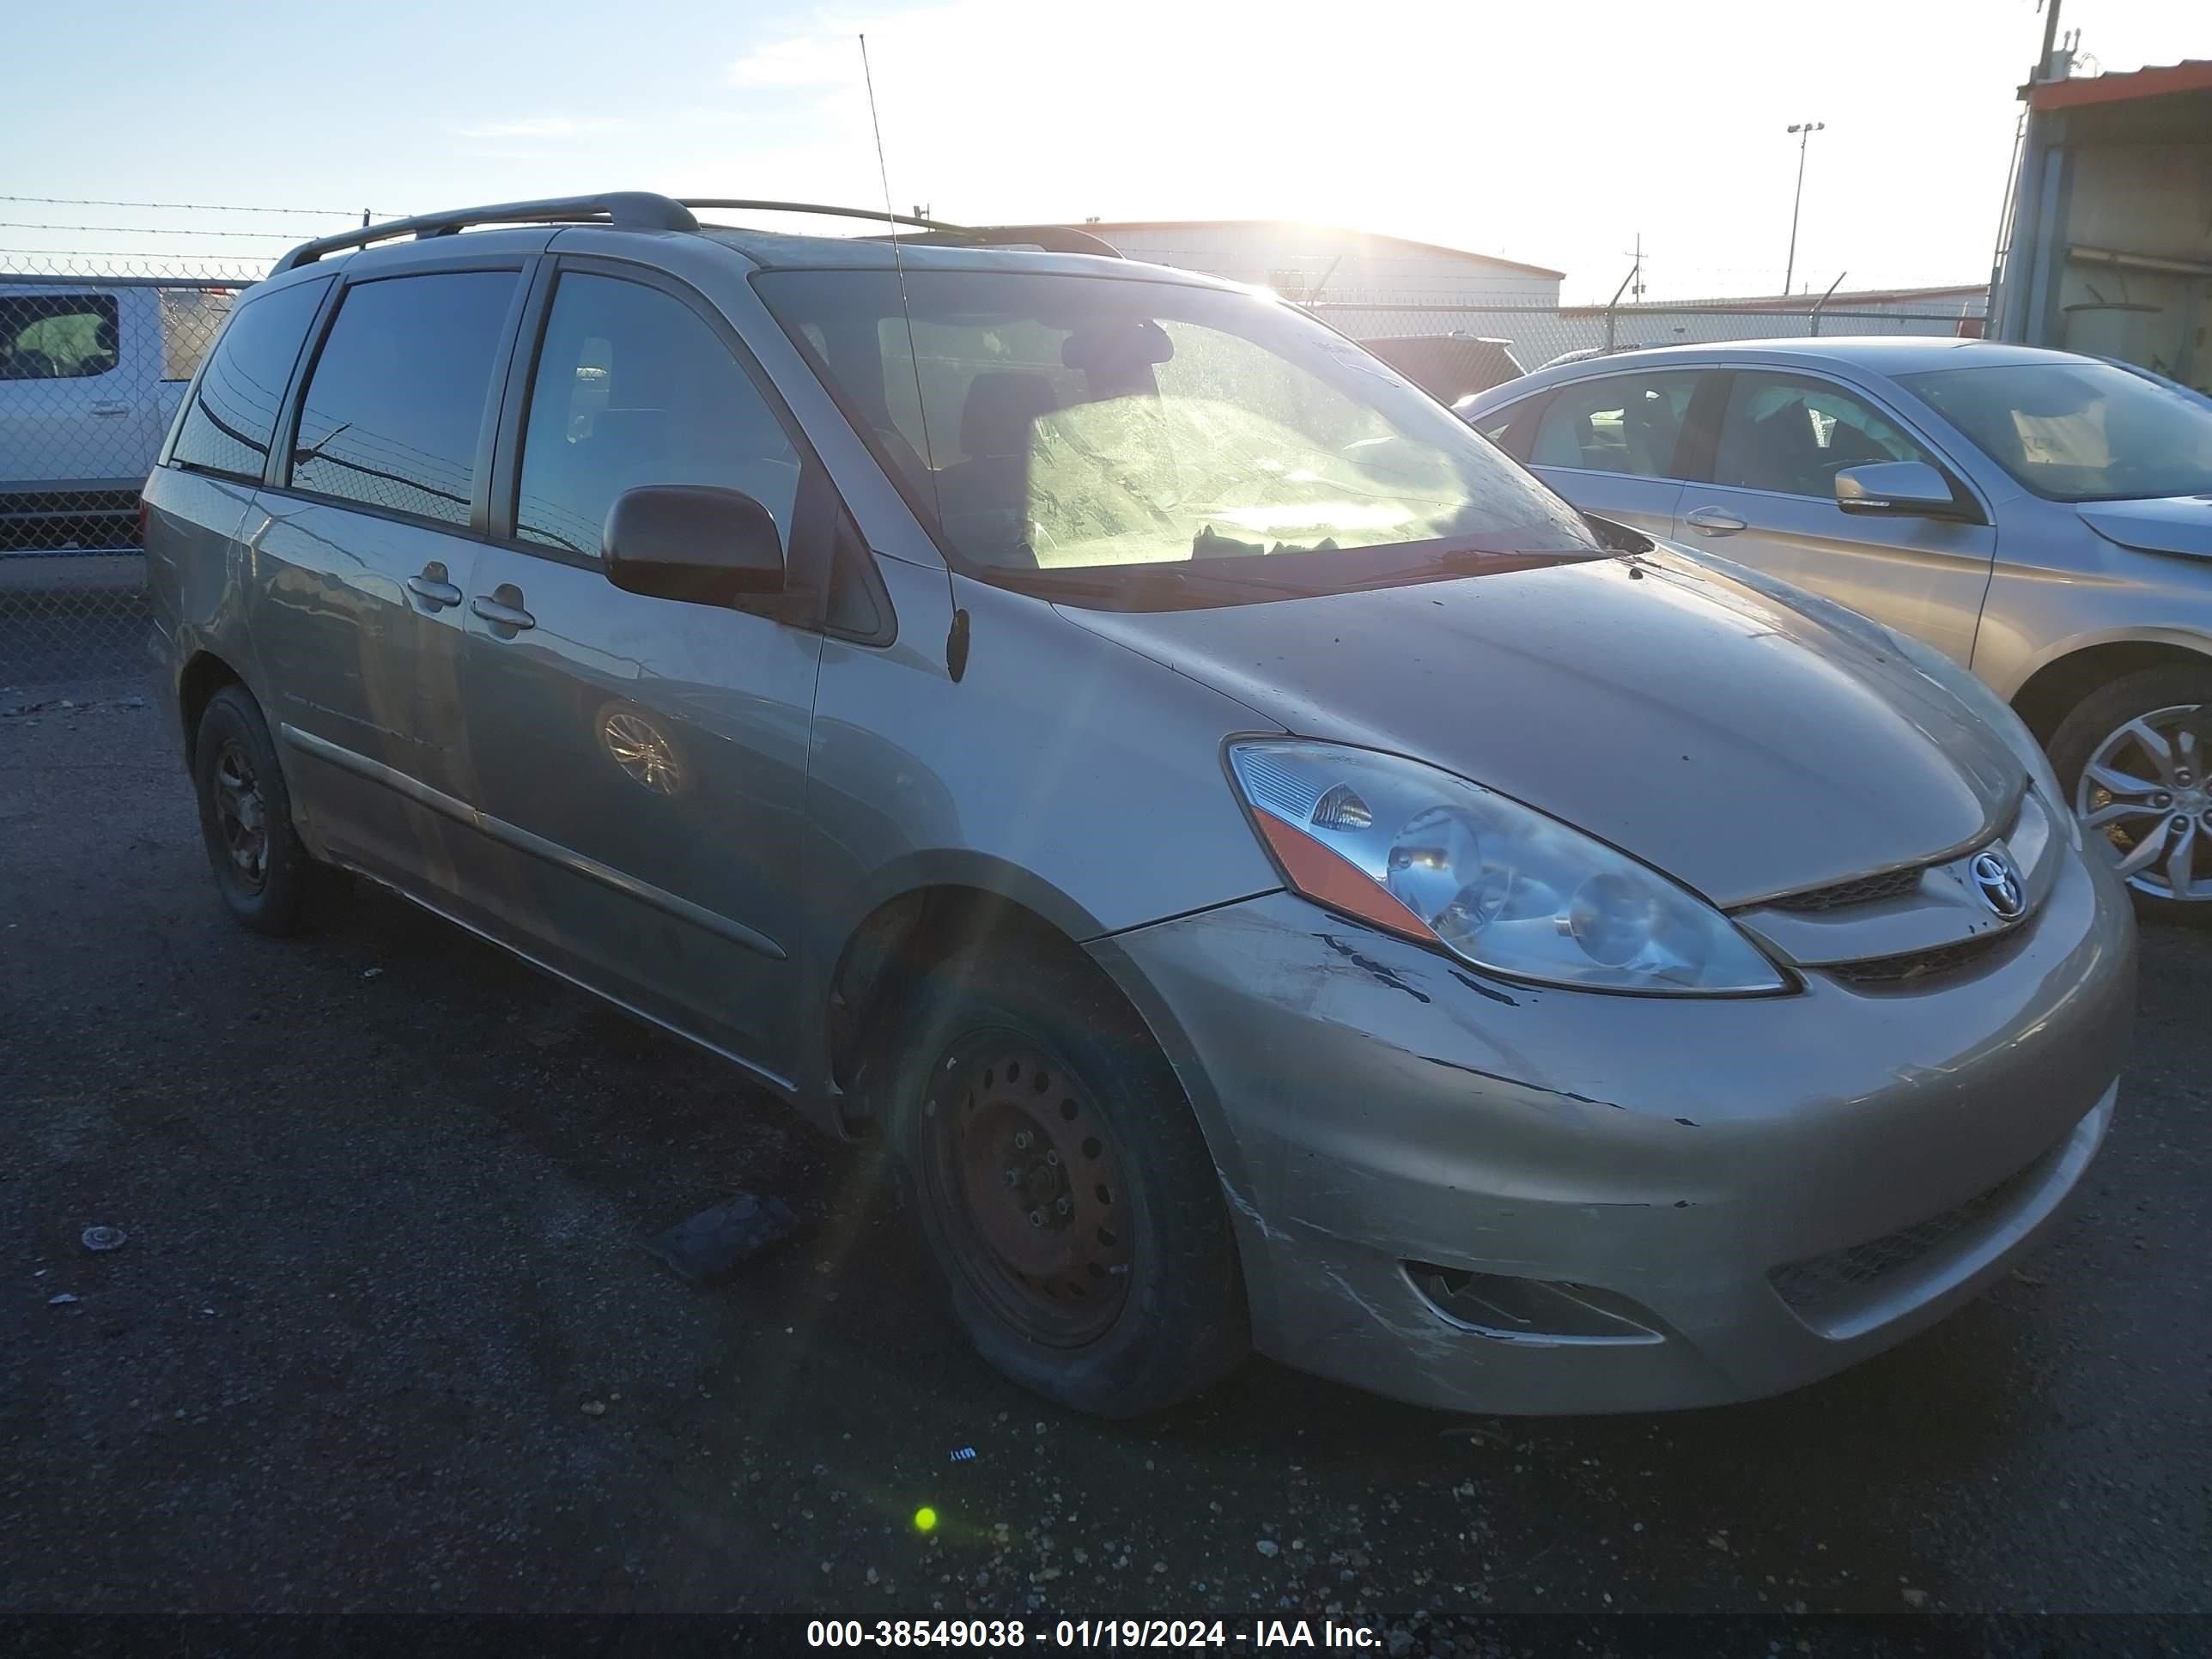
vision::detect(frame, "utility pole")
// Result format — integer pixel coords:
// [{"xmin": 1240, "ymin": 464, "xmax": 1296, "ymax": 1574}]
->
[
  {"xmin": 1784, "ymin": 120, "xmax": 1826, "ymax": 295},
  {"xmin": 1626, "ymin": 233, "xmax": 1644, "ymax": 301},
  {"xmin": 2036, "ymin": 0, "xmax": 2064, "ymax": 81},
  {"xmin": 1603, "ymin": 257, "xmax": 1641, "ymax": 353}
]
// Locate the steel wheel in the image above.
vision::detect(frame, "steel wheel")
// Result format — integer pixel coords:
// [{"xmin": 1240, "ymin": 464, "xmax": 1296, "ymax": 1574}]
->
[
  {"xmin": 918, "ymin": 1031, "xmax": 1134, "ymax": 1347},
  {"xmin": 210, "ymin": 738, "xmax": 270, "ymax": 891},
  {"xmin": 2075, "ymin": 703, "xmax": 2210, "ymax": 903}
]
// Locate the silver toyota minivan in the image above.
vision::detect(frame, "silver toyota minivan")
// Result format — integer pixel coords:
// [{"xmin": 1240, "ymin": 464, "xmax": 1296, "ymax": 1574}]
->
[{"xmin": 145, "ymin": 195, "xmax": 2136, "ymax": 1419}]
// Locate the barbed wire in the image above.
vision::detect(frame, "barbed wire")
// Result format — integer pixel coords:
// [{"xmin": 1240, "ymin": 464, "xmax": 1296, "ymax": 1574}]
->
[
  {"xmin": 0, "ymin": 249, "xmax": 271, "ymax": 268},
  {"xmin": 0, "ymin": 195, "xmax": 373, "ymax": 218},
  {"xmin": 0, "ymin": 222, "xmax": 310, "ymax": 240}
]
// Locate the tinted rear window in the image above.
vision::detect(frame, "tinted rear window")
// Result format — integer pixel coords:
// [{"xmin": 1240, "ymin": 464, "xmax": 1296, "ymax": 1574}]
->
[
  {"xmin": 170, "ymin": 278, "xmax": 331, "ymax": 481},
  {"xmin": 289, "ymin": 271, "xmax": 519, "ymax": 526}
]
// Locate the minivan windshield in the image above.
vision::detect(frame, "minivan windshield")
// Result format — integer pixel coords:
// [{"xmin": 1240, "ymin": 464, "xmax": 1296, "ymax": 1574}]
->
[
  {"xmin": 1899, "ymin": 360, "xmax": 2212, "ymax": 503},
  {"xmin": 754, "ymin": 269, "xmax": 1601, "ymax": 595}
]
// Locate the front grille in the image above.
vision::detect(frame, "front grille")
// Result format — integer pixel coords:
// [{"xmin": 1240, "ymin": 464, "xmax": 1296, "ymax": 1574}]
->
[
  {"xmin": 1767, "ymin": 865, "xmax": 1927, "ymax": 913},
  {"xmin": 1771, "ymin": 1150, "xmax": 2050, "ymax": 1313},
  {"xmin": 1824, "ymin": 928, "xmax": 2013, "ymax": 988}
]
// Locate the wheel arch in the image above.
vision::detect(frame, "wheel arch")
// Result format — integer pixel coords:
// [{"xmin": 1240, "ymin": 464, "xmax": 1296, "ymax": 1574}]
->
[
  {"xmin": 2005, "ymin": 632, "xmax": 2212, "ymax": 745},
  {"xmin": 823, "ymin": 867, "xmax": 1102, "ymax": 1117},
  {"xmin": 817, "ymin": 859, "xmax": 1225, "ymax": 1138},
  {"xmin": 176, "ymin": 647, "xmax": 246, "ymax": 764}
]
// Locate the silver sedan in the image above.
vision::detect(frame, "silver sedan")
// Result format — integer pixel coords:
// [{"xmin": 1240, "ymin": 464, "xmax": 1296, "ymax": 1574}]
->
[{"xmin": 1459, "ymin": 338, "xmax": 2212, "ymax": 914}]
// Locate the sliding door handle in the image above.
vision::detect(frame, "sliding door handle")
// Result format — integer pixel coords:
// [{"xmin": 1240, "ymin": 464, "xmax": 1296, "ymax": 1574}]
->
[
  {"xmin": 471, "ymin": 592, "xmax": 536, "ymax": 632},
  {"xmin": 406, "ymin": 572, "xmax": 463, "ymax": 609}
]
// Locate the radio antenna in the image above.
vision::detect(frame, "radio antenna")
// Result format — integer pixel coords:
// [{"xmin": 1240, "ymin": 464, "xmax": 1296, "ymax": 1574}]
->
[{"xmin": 859, "ymin": 33, "xmax": 965, "ymax": 679}]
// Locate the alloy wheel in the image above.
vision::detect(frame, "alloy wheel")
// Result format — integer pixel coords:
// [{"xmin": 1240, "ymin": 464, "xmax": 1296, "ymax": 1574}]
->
[
  {"xmin": 2075, "ymin": 703, "xmax": 2210, "ymax": 902},
  {"xmin": 210, "ymin": 738, "xmax": 270, "ymax": 891}
]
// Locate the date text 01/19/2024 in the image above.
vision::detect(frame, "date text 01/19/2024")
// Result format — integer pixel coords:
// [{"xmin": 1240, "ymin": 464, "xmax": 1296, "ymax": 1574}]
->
[{"xmin": 805, "ymin": 1619, "xmax": 1384, "ymax": 1649}]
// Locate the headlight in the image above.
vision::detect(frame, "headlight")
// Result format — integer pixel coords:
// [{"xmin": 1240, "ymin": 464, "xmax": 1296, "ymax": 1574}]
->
[{"xmin": 1227, "ymin": 740, "xmax": 1787, "ymax": 994}]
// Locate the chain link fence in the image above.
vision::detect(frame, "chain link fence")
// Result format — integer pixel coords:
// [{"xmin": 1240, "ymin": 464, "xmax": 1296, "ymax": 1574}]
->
[{"xmin": 3, "ymin": 260, "xmax": 258, "ymax": 698}]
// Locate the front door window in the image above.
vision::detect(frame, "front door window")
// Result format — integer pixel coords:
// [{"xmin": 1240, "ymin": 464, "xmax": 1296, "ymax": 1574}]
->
[{"xmin": 1711, "ymin": 373, "xmax": 1934, "ymax": 499}]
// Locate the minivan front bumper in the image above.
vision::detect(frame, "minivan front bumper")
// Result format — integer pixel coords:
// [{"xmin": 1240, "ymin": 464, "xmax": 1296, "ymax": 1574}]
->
[{"xmin": 1091, "ymin": 843, "xmax": 2134, "ymax": 1414}]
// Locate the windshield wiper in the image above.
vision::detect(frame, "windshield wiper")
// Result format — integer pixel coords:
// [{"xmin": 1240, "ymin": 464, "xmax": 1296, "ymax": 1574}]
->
[
  {"xmin": 1411, "ymin": 540, "xmax": 1611, "ymax": 574},
  {"xmin": 1191, "ymin": 524, "xmax": 1340, "ymax": 561},
  {"xmin": 1310, "ymin": 542, "xmax": 1609, "ymax": 595},
  {"xmin": 988, "ymin": 560, "xmax": 1319, "ymax": 607},
  {"xmin": 986, "ymin": 538, "xmax": 1608, "ymax": 608}
]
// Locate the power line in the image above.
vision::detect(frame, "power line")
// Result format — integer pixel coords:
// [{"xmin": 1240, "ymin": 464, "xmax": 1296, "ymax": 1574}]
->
[{"xmin": 0, "ymin": 194, "xmax": 371, "ymax": 218}]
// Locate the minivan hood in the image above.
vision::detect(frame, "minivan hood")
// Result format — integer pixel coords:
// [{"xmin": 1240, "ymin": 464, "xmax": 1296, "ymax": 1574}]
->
[
  {"xmin": 2076, "ymin": 495, "xmax": 2212, "ymax": 561},
  {"xmin": 1057, "ymin": 552, "xmax": 2019, "ymax": 908}
]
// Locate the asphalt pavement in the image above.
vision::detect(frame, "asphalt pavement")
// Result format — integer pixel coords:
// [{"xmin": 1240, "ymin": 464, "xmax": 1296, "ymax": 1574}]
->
[{"xmin": 2, "ymin": 672, "xmax": 2207, "ymax": 1637}]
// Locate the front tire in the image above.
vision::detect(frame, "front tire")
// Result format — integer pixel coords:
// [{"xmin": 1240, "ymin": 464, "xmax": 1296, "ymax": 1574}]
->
[
  {"xmin": 2048, "ymin": 664, "xmax": 2212, "ymax": 921},
  {"xmin": 191, "ymin": 685, "xmax": 326, "ymax": 935},
  {"xmin": 885, "ymin": 945, "xmax": 1249, "ymax": 1417}
]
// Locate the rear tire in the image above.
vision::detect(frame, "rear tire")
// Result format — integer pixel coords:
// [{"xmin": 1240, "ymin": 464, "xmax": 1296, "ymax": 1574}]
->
[
  {"xmin": 191, "ymin": 685, "xmax": 330, "ymax": 935},
  {"xmin": 884, "ymin": 944, "xmax": 1249, "ymax": 1417},
  {"xmin": 2047, "ymin": 664, "xmax": 2212, "ymax": 923}
]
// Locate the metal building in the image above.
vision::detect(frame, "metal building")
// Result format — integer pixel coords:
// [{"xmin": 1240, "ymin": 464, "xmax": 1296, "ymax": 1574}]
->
[
  {"xmin": 1990, "ymin": 59, "xmax": 2212, "ymax": 392},
  {"xmin": 1062, "ymin": 220, "xmax": 1564, "ymax": 306}
]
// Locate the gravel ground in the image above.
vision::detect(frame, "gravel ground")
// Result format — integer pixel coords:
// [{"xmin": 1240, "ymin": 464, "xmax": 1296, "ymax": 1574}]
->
[{"xmin": 2, "ymin": 690, "xmax": 2207, "ymax": 1632}]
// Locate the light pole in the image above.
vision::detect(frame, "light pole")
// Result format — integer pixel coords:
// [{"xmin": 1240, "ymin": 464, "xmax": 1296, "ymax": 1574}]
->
[{"xmin": 1784, "ymin": 120, "xmax": 1826, "ymax": 295}]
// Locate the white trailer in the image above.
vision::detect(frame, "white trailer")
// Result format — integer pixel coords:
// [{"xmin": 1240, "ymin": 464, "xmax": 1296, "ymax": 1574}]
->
[{"xmin": 1, "ymin": 277, "xmax": 236, "ymax": 553}]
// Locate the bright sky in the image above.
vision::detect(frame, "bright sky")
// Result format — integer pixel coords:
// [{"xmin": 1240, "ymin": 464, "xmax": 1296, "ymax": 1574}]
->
[{"xmin": 4, "ymin": 0, "xmax": 2207, "ymax": 301}]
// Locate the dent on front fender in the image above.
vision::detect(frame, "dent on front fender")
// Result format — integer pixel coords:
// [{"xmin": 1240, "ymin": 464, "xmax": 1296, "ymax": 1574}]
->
[
  {"xmin": 1086, "ymin": 898, "xmax": 1686, "ymax": 1350},
  {"xmin": 1091, "ymin": 866, "xmax": 2130, "ymax": 1393},
  {"xmin": 1099, "ymin": 899, "xmax": 1717, "ymax": 1203}
]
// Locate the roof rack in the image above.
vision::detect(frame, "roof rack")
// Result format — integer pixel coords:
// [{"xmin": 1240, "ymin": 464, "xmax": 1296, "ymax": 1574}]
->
[
  {"xmin": 683, "ymin": 200, "xmax": 1119, "ymax": 255},
  {"xmin": 888, "ymin": 223, "xmax": 1123, "ymax": 258},
  {"xmin": 683, "ymin": 198, "xmax": 943, "ymax": 232},
  {"xmin": 267, "ymin": 193, "xmax": 1124, "ymax": 277},
  {"xmin": 270, "ymin": 192, "xmax": 699, "ymax": 273}
]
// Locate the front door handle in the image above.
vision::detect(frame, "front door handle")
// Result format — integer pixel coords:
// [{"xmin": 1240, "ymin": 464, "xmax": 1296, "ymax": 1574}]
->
[
  {"xmin": 1683, "ymin": 506, "xmax": 1747, "ymax": 536},
  {"xmin": 406, "ymin": 563, "xmax": 463, "ymax": 610},
  {"xmin": 471, "ymin": 589, "xmax": 536, "ymax": 632},
  {"xmin": 91, "ymin": 402, "xmax": 132, "ymax": 418}
]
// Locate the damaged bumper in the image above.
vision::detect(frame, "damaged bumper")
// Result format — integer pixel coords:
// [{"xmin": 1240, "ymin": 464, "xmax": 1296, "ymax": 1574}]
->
[{"xmin": 1091, "ymin": 845, "xmax": 2133, "ymax": 1415}]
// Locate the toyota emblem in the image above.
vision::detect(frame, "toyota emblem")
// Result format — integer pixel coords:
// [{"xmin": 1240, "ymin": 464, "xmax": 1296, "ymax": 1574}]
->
[{"xmin": 1970, "ymin": 849, "xmax": 2025, "ymax": 919}]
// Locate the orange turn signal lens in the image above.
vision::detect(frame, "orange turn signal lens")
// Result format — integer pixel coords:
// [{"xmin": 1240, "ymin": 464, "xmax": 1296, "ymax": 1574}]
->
[{"xmin": 1251, "ymin": 810, "xmax": 1437, "ymax": 944}]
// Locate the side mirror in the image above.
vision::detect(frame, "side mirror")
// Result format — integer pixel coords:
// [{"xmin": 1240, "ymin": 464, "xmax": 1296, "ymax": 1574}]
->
[
  {"xmin": 604, "ymin": 484, "xmax": 783, "ymax": 605},
  {"xmin": 1833, "ymin": 461, "xmax": 1968, "ymax": 520}
]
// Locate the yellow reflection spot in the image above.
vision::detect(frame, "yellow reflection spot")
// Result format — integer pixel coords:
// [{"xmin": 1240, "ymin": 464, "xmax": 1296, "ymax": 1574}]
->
[{"xmin": 914, "ymin": 1506, "xmax": 939, "ymax": 1534}]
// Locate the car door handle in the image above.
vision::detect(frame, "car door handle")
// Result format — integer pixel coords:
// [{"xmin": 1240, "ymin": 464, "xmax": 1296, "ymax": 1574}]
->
[
  {"xmin": 405, "ymin": 573, "xmax": 463, "ymax": 610},
  {"xmin": 1683, "ymin": 506, "xmax": 1747, "ymax": 536},
  {"xmin": 91, "ymin": 403, "xmax": 132, "ymax": 417},
  {"xmin": 471, "ymin": 593, "xmax": 536, "ymax": 631}
]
